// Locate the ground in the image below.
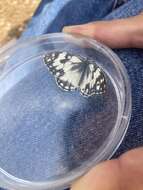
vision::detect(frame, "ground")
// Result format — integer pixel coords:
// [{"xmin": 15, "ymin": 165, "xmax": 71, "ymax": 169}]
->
[{"xmin": 0, "ymin": 0, "xmax": 40, "ymax": 46}]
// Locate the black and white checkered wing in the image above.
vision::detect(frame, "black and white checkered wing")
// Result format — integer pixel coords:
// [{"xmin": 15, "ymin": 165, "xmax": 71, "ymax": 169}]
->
[{"xmin": 44, "ymin": 51, "xmax": 106, "ymax": 97}]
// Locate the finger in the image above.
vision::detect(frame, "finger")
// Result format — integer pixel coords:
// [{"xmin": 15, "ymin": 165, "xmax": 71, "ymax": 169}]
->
[
  {"xmin": 71, "ymin": 147, "xmax": 143, "ymax": 190},
  {"xmin": 71, "ymin": 159, "xmax": 121, "ymax": 190},
  {"xmin": 63, "ymin": 14, "xmax": 143, "ymax": 48}
]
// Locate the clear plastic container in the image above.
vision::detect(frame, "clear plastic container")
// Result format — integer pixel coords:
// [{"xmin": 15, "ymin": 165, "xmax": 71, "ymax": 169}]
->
[{"xmin": 0, "ymin": 33, "xmax": 131, "ymax": 190}]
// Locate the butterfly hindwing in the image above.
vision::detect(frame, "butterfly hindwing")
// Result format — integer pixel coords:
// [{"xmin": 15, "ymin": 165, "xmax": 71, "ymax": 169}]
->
[{"xmin": 56, "ymin": 77, "xmax": 76, "ymax": 92}]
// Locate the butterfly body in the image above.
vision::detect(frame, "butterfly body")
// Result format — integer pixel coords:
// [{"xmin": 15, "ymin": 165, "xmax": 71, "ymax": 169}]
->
[{"xmin": 44, "ymin": 51, "xmax": 106, "ymax": 97}]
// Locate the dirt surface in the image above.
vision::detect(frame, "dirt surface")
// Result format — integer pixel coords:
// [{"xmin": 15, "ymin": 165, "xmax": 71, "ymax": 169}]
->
[{"xmin": 0, "ymin": 0, "xmax": 40, "ymax": 46}]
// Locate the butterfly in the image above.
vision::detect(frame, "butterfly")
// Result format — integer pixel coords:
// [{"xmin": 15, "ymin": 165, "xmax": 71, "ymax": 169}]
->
[{"xmin": 43, "ymin": 51, "xmax": 106, "ymax": 97}]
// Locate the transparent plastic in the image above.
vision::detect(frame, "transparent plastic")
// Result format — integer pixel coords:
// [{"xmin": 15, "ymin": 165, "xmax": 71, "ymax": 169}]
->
[{"xmin": 0, "ymin": 33, "xmax": 131, "ymax": 190}]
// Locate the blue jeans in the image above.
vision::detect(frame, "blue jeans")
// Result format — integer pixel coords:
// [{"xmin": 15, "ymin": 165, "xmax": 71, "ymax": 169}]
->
[
  {"xmin": 1, "ymin": 0, "xmax": 143, "ymax": 189},
  {"xmin": 22, "ymin": 0, "xmax": 143, "ymax": 157}
]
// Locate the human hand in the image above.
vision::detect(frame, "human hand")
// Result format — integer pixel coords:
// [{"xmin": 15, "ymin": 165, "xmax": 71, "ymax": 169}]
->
[
  {"xmin": 71, "ymin": 147, "xmax": 143, "ymax": 190},
  {"xmin": 63, "ymin": 13, "xmax": 143, "ymax": 48}
]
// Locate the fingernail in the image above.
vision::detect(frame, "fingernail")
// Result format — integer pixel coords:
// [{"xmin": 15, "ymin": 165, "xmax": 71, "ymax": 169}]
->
[{"xmin": 62, "ymin": 26, "xmax": 74, "ymax": 33}]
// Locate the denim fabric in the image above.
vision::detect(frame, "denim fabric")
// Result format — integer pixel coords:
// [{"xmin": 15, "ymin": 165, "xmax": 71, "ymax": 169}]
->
[
  {"xmin": 104, "ymin": 0, "xmax": 143, "ymax": 156},
  {"xmin": 21, "ymin": 0, "xmax": 115, "ymax": 37},
  {"xmin": 22, "ymin": 0, "xmax": 143, "ymax": 157},
  {"xmin": 1, "ymin": 0, "xmax": 143, "ymax": 189}
]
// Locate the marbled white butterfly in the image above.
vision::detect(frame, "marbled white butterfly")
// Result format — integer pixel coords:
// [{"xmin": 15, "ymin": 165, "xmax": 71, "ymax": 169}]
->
[{"xmin": 43, "ymin": 51, "xmax": 106, "ymax": 97}]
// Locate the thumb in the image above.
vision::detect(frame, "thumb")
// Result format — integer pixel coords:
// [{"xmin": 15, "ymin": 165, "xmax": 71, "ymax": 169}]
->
[
  {"xmin": 71, "ymin": 159, "xmax": 121, "ymax": 190},
  {"xmin": 63, "ymin": 14, "xmax": 143, "ymax": 48},
  {"xmin": 71, "ymin": 147, "xmax": 143, "ymax": 190}
]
